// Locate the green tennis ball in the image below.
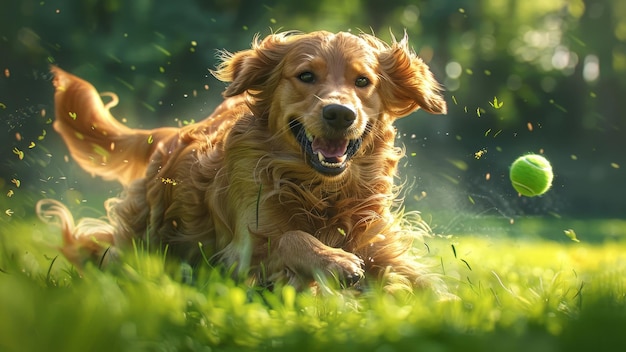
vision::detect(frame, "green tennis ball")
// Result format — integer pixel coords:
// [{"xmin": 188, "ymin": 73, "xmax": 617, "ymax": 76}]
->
[{"xmin": 509, "ymin": 154, "xmax": 553, "ymax": 197}]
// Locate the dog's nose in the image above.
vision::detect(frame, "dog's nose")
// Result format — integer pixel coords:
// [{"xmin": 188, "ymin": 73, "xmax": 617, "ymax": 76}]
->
[{"xmin": 323, "ymin": 104, "xmax": 356, "ymax": 130}]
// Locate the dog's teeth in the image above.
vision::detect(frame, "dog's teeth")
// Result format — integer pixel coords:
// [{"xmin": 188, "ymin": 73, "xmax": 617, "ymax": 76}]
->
[
  {"xmin": 321, "ymin": 160, "xmax": 343, "ymax": 168},
  {"xmin": 318, "ymin": 154, "xmax": 348, "ymax": 168},
  {"xmin": 315, "ymin": 149, "xmax": 348, "ymax": 168},
  {"xmin": 306, "ymin": 131, "xmax": 314, "ymax": 142}
]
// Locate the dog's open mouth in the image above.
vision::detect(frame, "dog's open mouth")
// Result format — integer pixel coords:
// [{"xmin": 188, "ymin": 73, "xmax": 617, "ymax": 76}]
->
[{"xmin": 290, "ymin": 120, "xmax": 362, "ymax": 176}]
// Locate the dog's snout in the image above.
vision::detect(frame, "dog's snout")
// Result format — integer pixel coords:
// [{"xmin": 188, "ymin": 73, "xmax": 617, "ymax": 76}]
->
[{"xmin": 323, "ymin": 104, "xmax": 356, "ymax": 129}]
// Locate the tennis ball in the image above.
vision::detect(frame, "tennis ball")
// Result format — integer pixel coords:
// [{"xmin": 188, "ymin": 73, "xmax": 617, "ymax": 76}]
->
[{"xmin": 509, "ymin": 154, "xmax": 553, "ymax": 197}]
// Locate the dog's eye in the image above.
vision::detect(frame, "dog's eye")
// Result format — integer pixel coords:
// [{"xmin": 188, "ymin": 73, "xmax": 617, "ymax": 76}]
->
[
  {"xmin": 355, "ymin": 76, "xmax": 370, "ymax": 88},
  {"xmin": 298, "ymin": 72, "xmax": 315, "ymax": 83}
]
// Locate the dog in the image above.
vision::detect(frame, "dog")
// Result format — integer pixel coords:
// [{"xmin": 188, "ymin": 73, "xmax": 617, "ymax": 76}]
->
[{"xmin": 37, "ymin": 31, "xmax": 447, "ymax": 290}]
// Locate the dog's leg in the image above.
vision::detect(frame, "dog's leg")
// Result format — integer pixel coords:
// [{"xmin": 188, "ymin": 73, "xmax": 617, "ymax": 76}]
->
[{"xmin": 263, "ymin": 230, "xmax": 364, "ymax": 289}]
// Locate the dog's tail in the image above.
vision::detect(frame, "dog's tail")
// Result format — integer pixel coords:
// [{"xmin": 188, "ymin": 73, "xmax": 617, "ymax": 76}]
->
[
  {"xmin": 51, "ymin": 66, "xmax": 178, "ymax": 185},
  {"xmin": 36, "ymin": 198, "xmax": 119, "ymax": 267}
]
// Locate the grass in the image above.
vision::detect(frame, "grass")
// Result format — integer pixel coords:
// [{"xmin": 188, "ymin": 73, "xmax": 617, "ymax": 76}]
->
[{"xmin": 1, "ymin": 216, "xmax": 626, "ymax": 351}]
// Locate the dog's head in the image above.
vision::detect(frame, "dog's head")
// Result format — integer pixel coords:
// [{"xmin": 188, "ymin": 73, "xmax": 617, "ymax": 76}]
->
[{"xmin": 214, "ymin": 31, "xmax": 446, "ymax": 177}]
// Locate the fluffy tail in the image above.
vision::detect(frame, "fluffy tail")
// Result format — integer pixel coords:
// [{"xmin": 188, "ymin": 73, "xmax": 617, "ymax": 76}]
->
[
  {"xmin": 36, "ymin": 199, "xmax": 119, "ymax": 267},
  {"xmin": 51, "ymin": 66, "xmax": 178, "ymax": 185}
]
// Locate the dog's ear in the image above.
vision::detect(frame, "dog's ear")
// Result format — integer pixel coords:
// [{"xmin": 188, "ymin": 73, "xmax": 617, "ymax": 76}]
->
[
  {"xmin": 213, "ymin": 34, "xmax": 291, "ymax": 98},
  {"xmin": 377, "ymin": 34, "xmax": 447, "ymax": 117}
]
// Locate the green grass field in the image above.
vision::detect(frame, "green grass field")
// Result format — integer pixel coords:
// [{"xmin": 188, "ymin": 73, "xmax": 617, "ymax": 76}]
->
[{"xmin": 1, "ymin": 216, "xmax": 626, "ymax": 352}]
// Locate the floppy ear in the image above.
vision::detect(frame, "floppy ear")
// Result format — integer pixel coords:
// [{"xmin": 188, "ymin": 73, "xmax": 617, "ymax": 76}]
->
[
  {"xmin": 377, "ymin": 34, "xmax": 447, "ymax": 117},
  {"xmin": 212, "ymin": 33, "xmax": 291, "ymax": 98}
]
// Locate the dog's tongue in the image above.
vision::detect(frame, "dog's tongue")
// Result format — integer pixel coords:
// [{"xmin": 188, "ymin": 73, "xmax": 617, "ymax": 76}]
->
[{"xmin": 312, "ymin": 137, "xmax": 349, "ymax": 159}]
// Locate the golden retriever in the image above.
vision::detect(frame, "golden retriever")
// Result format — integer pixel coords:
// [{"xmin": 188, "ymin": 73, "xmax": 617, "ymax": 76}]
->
[{"xmin": 37, "ymin": 31, "xmax": 447, "ymax": 290}]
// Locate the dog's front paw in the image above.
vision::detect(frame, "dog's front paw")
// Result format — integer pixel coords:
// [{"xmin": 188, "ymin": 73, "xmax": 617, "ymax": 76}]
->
[
  {"xmin": 322, "ymin": 248, "xmax": 365, "ymax": 287},
  {"xmin": 269, "ymin": 230, "xmax": 365, "ymax": 289}
]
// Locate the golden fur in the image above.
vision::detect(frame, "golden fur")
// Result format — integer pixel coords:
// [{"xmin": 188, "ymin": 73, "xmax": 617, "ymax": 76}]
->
[{"xmin": 37, "ymin": 31, "xmax": 447, "ymax": 290}]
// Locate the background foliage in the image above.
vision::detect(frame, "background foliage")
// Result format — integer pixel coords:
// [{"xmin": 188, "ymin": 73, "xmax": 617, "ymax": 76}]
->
[{"xmin": 1, "ymin": 0, "xmax": 625, "ymax": 223}]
